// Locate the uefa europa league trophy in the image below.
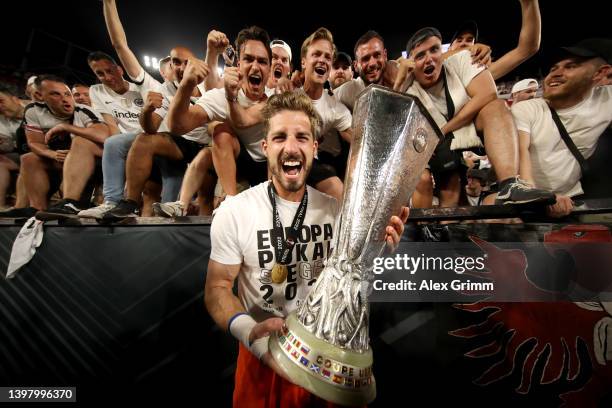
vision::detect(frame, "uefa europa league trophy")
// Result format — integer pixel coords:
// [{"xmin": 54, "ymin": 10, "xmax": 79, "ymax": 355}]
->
[{"xmin": 269, "ymin": 85, "xmax": 441, "ymax": 405}]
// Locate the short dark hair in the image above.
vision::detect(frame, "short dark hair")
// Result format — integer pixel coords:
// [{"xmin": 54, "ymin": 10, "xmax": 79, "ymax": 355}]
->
[
  {"xmin": 72, "ymin": 83, "xmax": 89, "ymax": 89},
  {"xmin": 235, "ymin": 26, "xmax": 271, "ymax": 61},
  {"xmin": 34, "ymin": 74, "xmax": 67, "ymax": 89},
  {"xmin": 354, "ymin": 30, "xmax": 385, "ymax": 57},
  {"xmin": 87, "ymin": 51, "xmax": 118, "ymax": 66},
  {"xmin": 406, "ymin": 27, "xmax": 443, "ymax": 54}
]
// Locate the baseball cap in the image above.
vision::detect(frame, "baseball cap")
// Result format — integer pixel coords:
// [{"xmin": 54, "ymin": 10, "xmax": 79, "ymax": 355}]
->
[
  {"xmin": 406, "ymin": 27, "xmax": 443, "ymax": 54},
  {"xmin": 270, "ymin": 39, "xmax": 292, "ymax": 61},
  {"xmin": 560, "ymin": 38, "xmax": 612, "ymax": 64},
  {"xmin": 333, "ymin": 51, "xmax": 352, "ymax": 68},
  {"xmin": 511, "ymin": 78, "xmax": 539, "ymax": 94},
  {"xmin": 26, "ymin": 76, "xmax": 37, "ymax": 86},
  {"xmin": 451, "ymin": 20, "xmax": 479, "ymax": 44}
]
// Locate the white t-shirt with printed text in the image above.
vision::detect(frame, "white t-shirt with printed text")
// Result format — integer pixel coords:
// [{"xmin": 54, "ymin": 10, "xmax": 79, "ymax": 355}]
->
[
  {"xmin": 90, "ymin": 68, "xmax": 160, "ymax": 134},
  {"xmin": 210, "ymin": 181, "xmax": 338, "ymax": 322},
  {"xmin": 511, "ymin": 85, "xmax": 612, "ymax": 197}
]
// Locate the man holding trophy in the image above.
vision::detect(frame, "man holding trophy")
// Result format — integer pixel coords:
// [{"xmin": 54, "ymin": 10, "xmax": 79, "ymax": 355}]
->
[{"xmin": 206, "ymin": 87, "xmax": 439, "ymax": 406}]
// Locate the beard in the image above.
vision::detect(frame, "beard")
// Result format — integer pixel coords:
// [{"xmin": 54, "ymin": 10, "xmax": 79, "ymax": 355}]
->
[
  {"xmin": 270, "ymin": 152, "xmax": 312, "ymax": 193},
  {"xmin": 359, "ymin": 67, "xmax": 382, "ymax": 86}
]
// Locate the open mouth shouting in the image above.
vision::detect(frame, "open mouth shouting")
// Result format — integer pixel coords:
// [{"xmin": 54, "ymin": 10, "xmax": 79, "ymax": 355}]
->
[
  {"xmin": 314, "ymin": 64, "xmax": 328, "ymax": 79},
  {"xmin": 273, "ymin": 65, "xmax": 284, "ymax": 79},
  {"xmin": 248, "ymin": 73, "xmax": 263, "ymax": 88},
  {"xmin": 423, "ymin": 64, "xmax": 436, "ymax": 80},
  {"xmin": 280, "ymin": 156, "xmax": 304, "ymax": 182}
]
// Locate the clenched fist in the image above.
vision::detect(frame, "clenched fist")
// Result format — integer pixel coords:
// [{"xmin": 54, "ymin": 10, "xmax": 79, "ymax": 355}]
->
[
  {"xmin": 182, "ymin": 58, "xmax": 211, "ymax": 87},
  {"xmin": 207, "ymin": 30, "xmax": 229, "ymax": 55},
  {"xmin": 223, "ymin": 66, "xmax": 242, "ymax": 100},
  {"xmin": 144, "ymin": 91, "xmax": 163, "ymax": 113}
]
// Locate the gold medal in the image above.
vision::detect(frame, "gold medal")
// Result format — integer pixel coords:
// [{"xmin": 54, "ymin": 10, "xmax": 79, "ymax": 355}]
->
[{"xmin": 271, "ymin": 263, "xmax": 288, "ymax": 284}]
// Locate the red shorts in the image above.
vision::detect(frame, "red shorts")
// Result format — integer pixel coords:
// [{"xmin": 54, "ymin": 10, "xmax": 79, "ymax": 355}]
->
[{"xmin": 233, "ymin": 343, "xmax": 362, "ymax": 408}]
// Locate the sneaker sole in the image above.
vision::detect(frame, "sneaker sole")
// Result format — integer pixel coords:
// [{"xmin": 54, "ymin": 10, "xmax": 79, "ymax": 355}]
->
[
  {"xmin": 495, "ymin": 196, "xmax": 556, "ymax": 206},
  {"xmin": 78, "ymin": 212, "xmax": 107, "ymax": 220},
  {"xmin": 152, "ymin": 203, "xmax": 174, "ymax": 218}
]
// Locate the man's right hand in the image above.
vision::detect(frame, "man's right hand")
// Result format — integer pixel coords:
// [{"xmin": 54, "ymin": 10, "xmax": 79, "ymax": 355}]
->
[
  {"xmin": 223, "ymin": 66, "xmax": 242, "ymax": 100},
  {"xmin": 144, "ymin": 91, "xmax": 163, "ymax": 113},
  {"xmin": 182, "ymin": 58, "xmax": 210, "ymax": 87},
  {"xmin": 207, "ymin": 30, "xmax": 229, "ymax": 55},
  {"xmin": 248, "ymin": 317, "xmax": 293, "ymax": 382},
  {"xmin": 53, "ymin": 149, "xmax": 69, "ymax": 163}
]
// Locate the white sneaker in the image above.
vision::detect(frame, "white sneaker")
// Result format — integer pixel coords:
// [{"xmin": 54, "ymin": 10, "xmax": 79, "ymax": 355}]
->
[
  {"xmin": 152, "ymin": 201, "xmax": 186, "ymax": 218},
  {"xmin": 78, "ymin": 202, "xmax": 116, "ymax": 219}
]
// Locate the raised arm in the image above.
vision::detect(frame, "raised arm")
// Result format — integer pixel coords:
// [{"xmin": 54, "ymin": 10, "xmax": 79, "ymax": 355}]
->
[
  {"xmin": 102, "ymin": 0, "xmax": 142, "ymax": 79},
  {"xmin": 168, "ymin": 58, "xmax": 210, "ymax": 135},
  {"xmin": 488, "ymin": 0, "xmax": 541, "ymax": 80},
  {"xmin": 224, "ymin": 67, "xmax": 265, "ymax": 128},
  {"xmin": 204, "ymin": 30, "xmax": 229, "ymax": 91}
]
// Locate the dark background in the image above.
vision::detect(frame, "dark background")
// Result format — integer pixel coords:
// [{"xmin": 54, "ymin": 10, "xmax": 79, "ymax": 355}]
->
[{"xmin": 1, "ymin": 0, "xmax": 610, "ymax": 86}]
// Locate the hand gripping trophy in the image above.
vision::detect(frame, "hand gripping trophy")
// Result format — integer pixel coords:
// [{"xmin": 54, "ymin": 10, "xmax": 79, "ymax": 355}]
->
[{"xmin": 269, "ymin": 85, "xmax": 442, "ymax": 405}]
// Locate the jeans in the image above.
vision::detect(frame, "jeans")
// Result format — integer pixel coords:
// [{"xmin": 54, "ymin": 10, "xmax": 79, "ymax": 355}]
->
[{"xmin": 102, "ymin": 132, "xmax": 183, "ymax": 204}]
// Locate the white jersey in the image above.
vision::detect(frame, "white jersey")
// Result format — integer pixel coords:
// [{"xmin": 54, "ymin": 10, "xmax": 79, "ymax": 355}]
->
[
  {"xmin": 0, "ymin": 115, "xmax": 21, "ymax": 153},
  {"xmin": 196, "ymin": 87, "xmax": 274, "ymax": 161},
  {"xmin": 156, "ymin": 80, "xmax": 210, "ymax": 145},
  {"xmin": 304, "ymin": 89, "xmax": 352, "ymax": 157},
  {"xmin": 90, "ymin": 68, "xmax": 160, "ymax": 134},
  {"xmin": 511, "ymin": 85, "xmax": 612, "ymax": 197},
  {"xmin": 24, "ymin": 102, "xmax": 103, "ymax": 134},
  {"xmin": 333, "ymin": 77, "xmax": 366, "ymax": 112},
  {"xmin": 210, "ymin": 181, "xmax": 338, "ymax": 322}
]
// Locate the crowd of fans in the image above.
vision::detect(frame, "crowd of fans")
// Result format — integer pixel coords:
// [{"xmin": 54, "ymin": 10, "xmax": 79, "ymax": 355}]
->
[{"xmin": 0, "ymin": 0, "xmax": 610, "ymax": 221}]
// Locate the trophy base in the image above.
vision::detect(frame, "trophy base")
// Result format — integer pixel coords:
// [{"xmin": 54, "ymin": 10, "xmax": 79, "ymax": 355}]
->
[{"xmin": 269, "ymin": 313, "xmax": 376, "ymax": 406}]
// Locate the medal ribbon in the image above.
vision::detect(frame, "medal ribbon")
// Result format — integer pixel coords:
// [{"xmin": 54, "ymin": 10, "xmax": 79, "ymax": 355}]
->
[{"xmin": 267, "ymin": 181, "xmax": 308, "ymax": 265}]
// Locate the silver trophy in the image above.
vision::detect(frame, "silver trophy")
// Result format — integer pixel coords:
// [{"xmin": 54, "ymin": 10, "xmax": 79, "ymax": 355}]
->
[{"xmin": 269, "ymin": 85, "xmax": 441, "ymax": 406}]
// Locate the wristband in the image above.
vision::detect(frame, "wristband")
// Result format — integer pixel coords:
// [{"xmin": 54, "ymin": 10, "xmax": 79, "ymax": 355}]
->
[{"xmin": 228, "ymin": 313, "xmax": 268, "ymax": 359}]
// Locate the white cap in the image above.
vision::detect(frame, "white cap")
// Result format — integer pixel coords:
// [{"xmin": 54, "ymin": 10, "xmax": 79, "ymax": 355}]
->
[
  {"xmin": 270, "ymin": 39, "xmax": 292, "ymax": 61},
  {"xmin": 26, "ymin": 76, "xmax": 37, "ymax": 86},
  {"xmin": 511, "ymin": 78, "xmax": 538, "ymax": 94}
]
